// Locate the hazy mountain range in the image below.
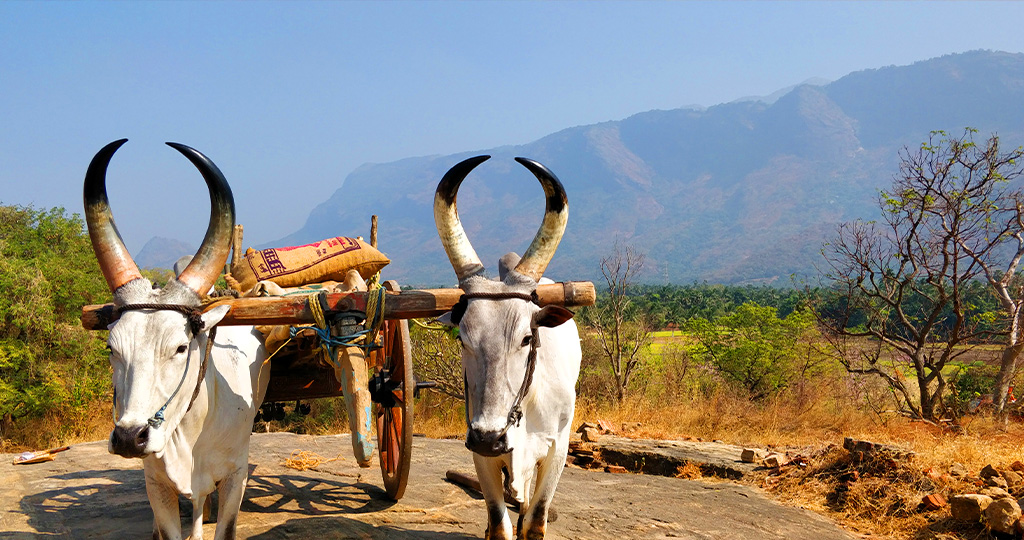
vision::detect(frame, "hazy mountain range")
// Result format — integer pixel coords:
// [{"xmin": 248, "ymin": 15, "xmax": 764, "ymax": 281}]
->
[{"xmin": 138, "ymin": 50, "xmax": 1024, "ymax": 287}]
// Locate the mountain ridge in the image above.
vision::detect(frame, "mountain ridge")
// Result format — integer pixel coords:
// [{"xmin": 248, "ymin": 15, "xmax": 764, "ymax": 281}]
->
[{"xmin": 153, "ymin": 50, "xmax": 1024, "ymax": 286}]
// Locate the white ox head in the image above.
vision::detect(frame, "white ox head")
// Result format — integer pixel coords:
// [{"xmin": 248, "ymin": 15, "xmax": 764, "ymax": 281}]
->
[
  {"xmin": 434, "ymin": 156, "xmax": 574, "ymax": 457},
  {"xmin": 84, "ymin": 139, "xmax": 235, "ymax": 459}
]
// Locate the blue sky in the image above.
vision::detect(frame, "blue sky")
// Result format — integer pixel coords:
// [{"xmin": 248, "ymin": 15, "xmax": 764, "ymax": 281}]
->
[{"xmin": 2, "ymin": 1, "xmax": 1023, "ymax": 254}]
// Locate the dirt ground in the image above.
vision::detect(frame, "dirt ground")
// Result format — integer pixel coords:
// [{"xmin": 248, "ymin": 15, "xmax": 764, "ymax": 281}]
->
[{"xmin": 0, "ymin": 432, "xmax": 855, "ymax": 540}]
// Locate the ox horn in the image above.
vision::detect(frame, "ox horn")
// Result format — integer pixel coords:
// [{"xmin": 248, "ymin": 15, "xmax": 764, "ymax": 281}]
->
[
  {"xmin": 512, "ymin": 157, "xmax": 568, "ymax": 281},
  {"xmin": 434, "ymin": 155, "xmax": 490, "ymax": 281},
  {"xmin": 84, "ymin": 139, "xmax": 144, "ymax": 292},
  {"xmin": 165, "ymin": 142, "xmax": 235, "ymax": 296},
  {"xmin": 83, "ymin": 140, "xmax": 235, "ymax": 297}
]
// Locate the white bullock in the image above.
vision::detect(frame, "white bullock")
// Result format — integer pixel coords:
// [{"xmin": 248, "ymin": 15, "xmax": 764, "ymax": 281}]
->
[
  {"xmin": 434, "ymin": 156, "xmax": 582, "ymax": 540},
  {"xmin": 84, "ymin": 139, "xmax": 269, "ymax": 540}
]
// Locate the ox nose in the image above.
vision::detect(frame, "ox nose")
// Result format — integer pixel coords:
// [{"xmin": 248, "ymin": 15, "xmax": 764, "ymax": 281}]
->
[
  {"xmin": 110, "ymin": 425, "xmax": 150, "ymax": 458},
  {"xmin": 466, "ymin": 428, "xmax": 511, "ymax": 457}
]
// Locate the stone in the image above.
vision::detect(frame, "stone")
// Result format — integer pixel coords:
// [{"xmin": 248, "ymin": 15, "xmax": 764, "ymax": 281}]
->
[
  {"xmin": 605, "ymin": 465, "xmax": 627, "ymax": 474},
  {"xmin": 949, "ymin": 462, "xmax": 969, "ymax": 477},
  {"xmin": 741, "ymin": 449, "xmax": 766, "ymax": 463},
  {"xmin": 950, "ymin": 494, "xmax": 993, "ymax": 522},
  {"xmin": 987, "ymin": 475, "xmax": 1009, "ymax": 489},
  {"xmin": 979, "ymin": 487, "xmax": 1012, "ymax": 500},
  {"xmin": 763, "ymin": 454, "xmax": 784, "ymax": 468},
  {"xmin": 597, "ymin": 420, "xmax": 616, "ymax": 433},
  {"xmin": 1003, "ymin": 470, "xmax": 1023, "ymax": 487},
  {"xmin": 922, "ymin": 493, "xmax": 947, "ymax": 510},
  {"xmin": 576, "ymin": 422, "xmax": 599, "ymax": 433},
  {"xmin": 981, "ymin": 464, "xmax": 1001, "ymax": 479},
  {"xmin": 985, "ymin": 498, "xmax": 1022, "ymax": 534},
  {"xmin": 581, "ymin": 427, "xmax": 602, "ymax": 443},
  {"xmin": 1010, "ymin": 460, "xmax": 1024, "ymax": 472}
]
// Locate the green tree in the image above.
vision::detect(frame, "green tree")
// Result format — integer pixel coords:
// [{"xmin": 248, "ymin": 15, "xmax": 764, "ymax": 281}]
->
[
  {"xmin": 686, "ymin": 302, "xmax": 816, "ymax": 400},
  {"xmin": 0, "ymin": 205, "xmax": 111, "ymax": 440}
]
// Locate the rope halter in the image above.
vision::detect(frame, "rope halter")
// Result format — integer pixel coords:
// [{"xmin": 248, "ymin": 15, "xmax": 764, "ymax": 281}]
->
[{"xmin": 113, "ymin": 303, "xmax": 217, "ymax": 429}]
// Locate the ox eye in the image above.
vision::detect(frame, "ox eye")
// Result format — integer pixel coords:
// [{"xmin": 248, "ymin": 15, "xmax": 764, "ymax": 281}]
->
[
  {"xmin": 521, "ymin": 335, "xmax": 533, "ymax": 348},
  {"xmin": 176, "ymin": 345, "xmax": 188, "ymax": 355}
]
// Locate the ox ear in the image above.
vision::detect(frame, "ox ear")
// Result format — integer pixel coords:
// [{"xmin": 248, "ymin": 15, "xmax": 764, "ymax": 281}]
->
[
  {"xmin": 200, "ymin": 304, "xmax": 231, "ymax": 331},
  {"xmin": 533, "ymin": 305, "xmax": 574, "ymax": 328},
  {"xmin": 447, "ymin": 295, "xmax": 469, "ymax": 325}
]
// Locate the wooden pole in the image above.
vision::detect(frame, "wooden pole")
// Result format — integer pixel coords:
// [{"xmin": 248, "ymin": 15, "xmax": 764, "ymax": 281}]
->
[
  {"xmin": 80, "ymin": 281, "xmax": 596, "ymax": 330},
  {"xmin": 370, "ymin": 215, "xmax": 378, "ymax": 249}
]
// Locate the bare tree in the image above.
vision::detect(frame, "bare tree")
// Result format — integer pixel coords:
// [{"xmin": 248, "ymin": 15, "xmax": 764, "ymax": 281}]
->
[
  {"xmin": 584, "ymin": 241, "xmax": 652, "ymax": 403},
  {"xmin": 411, "ymin": 325, "xmax": 464, "ymax": 401},
  {"xmin": 820, "ymin": 130, "xmax": 1024, "ymax": 421}
]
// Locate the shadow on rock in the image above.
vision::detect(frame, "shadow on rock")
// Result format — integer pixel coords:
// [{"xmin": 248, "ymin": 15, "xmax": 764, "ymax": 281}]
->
[
  {"xmin": 13, "ymin": 468, "xmax": 154, "ymax": 538},
  {"xmin": 245, "ymin": 516, "xmax": 480, "ymax": 540},
  {"xmin": 243, "ymin": 473, "xmax": 397, "ymax": 516}
]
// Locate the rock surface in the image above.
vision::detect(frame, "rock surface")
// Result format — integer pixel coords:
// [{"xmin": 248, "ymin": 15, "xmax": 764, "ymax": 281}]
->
[
  {"xmin": 593, "ymin": 436, "xmax": 760, "ymax": 480},
  {"xmin": 1, "ymin": 433, "xmax": 856, "ymax": 539}
]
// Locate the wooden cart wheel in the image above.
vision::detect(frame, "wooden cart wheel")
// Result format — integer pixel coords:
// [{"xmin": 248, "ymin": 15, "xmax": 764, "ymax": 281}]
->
[{"xmin": 369, "ymin": 280, "xmax": 414, "ymax": 500}]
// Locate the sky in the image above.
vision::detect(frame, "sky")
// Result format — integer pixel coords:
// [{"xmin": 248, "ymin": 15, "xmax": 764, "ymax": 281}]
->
[{"xmin": 2, "ymin": 1, "xmax": 1024, "ymax": 255}]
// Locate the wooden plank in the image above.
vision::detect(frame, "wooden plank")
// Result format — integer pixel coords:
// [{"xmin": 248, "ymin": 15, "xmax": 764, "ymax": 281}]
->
[{"xmin": 80, "ymin": 280, "xmax": 596, "ymax": 330}]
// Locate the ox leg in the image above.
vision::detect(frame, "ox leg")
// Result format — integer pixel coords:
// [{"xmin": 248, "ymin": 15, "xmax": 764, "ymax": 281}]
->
[
  {"xmin": 473, "ymin": 455, "xmax": 514, "ymax": 540},
  {"xmin": 519, "ymin": 448, "xmax": 568, "ymax": 540},
  {"xmin": 213, "ymin": 467, "xmax": 247, "ymax": 540},
  {"xmin": 143, "ymin": 476, "xmax": 182, "ymax": 540},
  {"xmin": 191, "ymin": 494, "xmax": 207, "ymax": 540}
]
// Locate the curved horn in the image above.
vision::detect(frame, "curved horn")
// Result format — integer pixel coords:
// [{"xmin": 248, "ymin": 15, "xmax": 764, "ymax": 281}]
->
[
  {"xmin": 84, "ymin": 139, "xmax": 144, "ymax": 292},
  {"xmin": 512, "ymin": 157, "xmax": 568, "ymax": 281},
  {"xmin": 434, "ymin": 155, "xmax": 489, "ymax": 281},
  {"xmin": 166, "ymin": 142, "xmax": 235, "ymax": 296}
]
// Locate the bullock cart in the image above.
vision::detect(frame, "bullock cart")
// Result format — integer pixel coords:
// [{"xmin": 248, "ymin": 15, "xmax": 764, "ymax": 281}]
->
[{"xmin": 81, "ymin": 259, "xmax": 595, "ymax": 501}]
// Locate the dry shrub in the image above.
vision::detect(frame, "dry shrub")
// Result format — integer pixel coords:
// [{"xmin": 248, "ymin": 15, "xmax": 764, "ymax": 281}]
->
[
  {"xmin": 2, "ymin": 399, "xmax": 112, "ymax": 452},
  {"xmin": 758, "ymin": 444, "xmax": 992, "ymax": 540}
]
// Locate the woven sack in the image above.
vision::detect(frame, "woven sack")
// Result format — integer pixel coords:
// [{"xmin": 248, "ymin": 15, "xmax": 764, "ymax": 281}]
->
[{"xmin": 229, "ymin": 237, "xmax": 388, "ymax": 292}]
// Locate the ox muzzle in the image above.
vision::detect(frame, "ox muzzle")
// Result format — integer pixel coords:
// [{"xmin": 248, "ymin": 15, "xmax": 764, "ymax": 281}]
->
[
  {"xmin": 466, "ymin": 426, "xmax": 511, "ymax": 457},
  {"xmin": 110, "ymin": 424, "xmax": 151, "ymax": 458}
]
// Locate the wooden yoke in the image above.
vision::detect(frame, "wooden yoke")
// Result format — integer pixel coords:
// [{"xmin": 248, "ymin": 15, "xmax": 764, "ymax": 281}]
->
[{"xmin": 80, "ymin": 281, "xmax": 596, "ymax": 330}]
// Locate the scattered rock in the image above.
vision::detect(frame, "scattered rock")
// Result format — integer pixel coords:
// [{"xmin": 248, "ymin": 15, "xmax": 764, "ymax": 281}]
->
[
  {"xmin": 576, "ymin": 422, "xmax": 599, "ymax": 433},
  {"xmin": 923, "ymin": 467, "xmax": 943, "ymax": 481},
  {"xmin": 581, "ymin": 427, "xmax": 602, "ymax": 443},
  {"xmin": 605, "ymin": 465, "xmax": 627, "ymax": 474},
  {"xmin": 979, "ymin": 487, "xmax": 1012, "ymax": 500},
  {"xmin": 1010, "ymin": 460, "xmax": 1024, "ymax": 472},
  {"xmin": 987, "ymin": 475, "xmax": 1009, "ymax": 489},
  {"xmin": 741, "ymin": 449, "xmax": 766, "ymax": 463},
  {"xmin": 922, "ymin": 493, "xmax": 947, "ymax": 511},
  {"xmin": 597, "ymin": 420, "xmax": 616, "ymax": 433},
  {"xmin": 949, "ymin": 462, "xmax": 969, "ymax": 477},
  {"xmin": 842, "ymin": 437, "xmax": 915, "ymax": 461},
  {"xmin": 985, "ymin": 498, "xmax": 1022, "ymax": 534},
  {"xmin": 763, "ymin": 454, "xmax": 784, "ymax": 468},
  {"xmin": 981, "ymin": 464, "xmax": 1001, "ymax": 479},
  {"xmin": 1003, "ymin": 470, "xmax": 1023, "ymax": 487},
  {"xmin": 950, "ymin": 494, "xmax": 993, "ymax": 522}
]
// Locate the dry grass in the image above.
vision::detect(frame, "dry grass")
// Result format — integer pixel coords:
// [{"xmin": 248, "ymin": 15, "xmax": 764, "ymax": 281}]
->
[
  {"xmin": 569, "ymin": 390, "xmax": 1024, "ymax": 540},
  {"xmin": 8, "ymin": 367, "xmax": 1024, "ymax": 540}
]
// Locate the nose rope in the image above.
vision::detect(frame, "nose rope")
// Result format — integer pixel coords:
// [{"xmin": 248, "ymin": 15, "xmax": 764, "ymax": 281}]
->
[
  {"xmin": 458, "ymin": 292, "xmax": 541, "ymax": 442},
  {"xmin": 113, "ymin": 304, "xmax": 217, "ymax": 429}
]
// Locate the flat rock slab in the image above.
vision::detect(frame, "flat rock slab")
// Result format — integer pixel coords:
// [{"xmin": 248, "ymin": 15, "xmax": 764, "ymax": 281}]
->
[
  {"xmin": 1, "ymin": 432, "xmax": 853, "ymax": 540},
  {"xmin": 591, "ymin": 436, "xmax": 761, "ymax": 480}
]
